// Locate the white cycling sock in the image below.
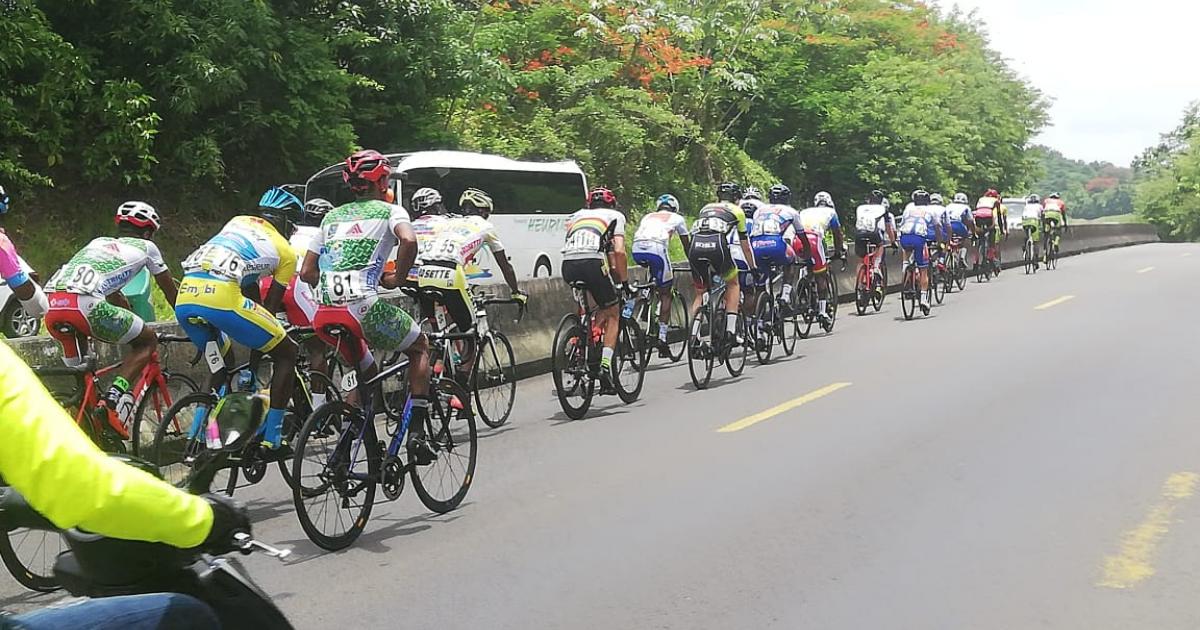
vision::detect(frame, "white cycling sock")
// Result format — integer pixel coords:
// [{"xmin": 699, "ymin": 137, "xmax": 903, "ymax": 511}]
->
[
  {"xmin": 781, "ymin": 284, "xmax": 792, "ymax": 302},
  {"xmin": 818, "ymin": 299, "xmax": 828, "ymax": 314},
  {"xmin": 658, "ymin": 323, "xmax": 668, "ymax": 341},
  {"xmin": 601, "ymin": 346, "xmax": 615, "ymax": 367},
  {"xmin": 311, "ymin": 392, "xmax": 327, "ymax": 409},
  {"xmin": 726, "ymin": 312, "xmax": 738, "ymax": 334}
]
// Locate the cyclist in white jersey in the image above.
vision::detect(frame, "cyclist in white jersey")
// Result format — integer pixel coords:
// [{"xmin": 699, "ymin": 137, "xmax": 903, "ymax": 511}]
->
[
  {"xmin": 853, "ymin": 189, "xmax": 896, "ymax": 276},
  {"xmin": 632, "ymin": 194, "xmax": 691, "ymax": 355},
  {"xmin": 944, "ymin": 192, "xmax": 976, "ymax": 270},
  {"xmin": 899, "ymin": 189, "xmax": 946, "ymax": 315},
  {"xmin": 45, "ymin": 202, "xmax": 177, "ymax": 430},
  {"xmin": 798, "ymin": 191, "xmax": 846, "ymax": 327}
]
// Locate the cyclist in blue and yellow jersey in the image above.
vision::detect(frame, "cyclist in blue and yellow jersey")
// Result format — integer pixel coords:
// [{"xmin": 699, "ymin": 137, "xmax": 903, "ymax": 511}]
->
[
  {"xmin": 175, "ymin": 189, "xmax": 303, "ymax": 458},
  {"xmin": 687, "ymin": 182, "xmax": 755, "ymax": 342},
  {"xmin": 799, "ymin": 191, "xmax": 846, "ymax": 328}
]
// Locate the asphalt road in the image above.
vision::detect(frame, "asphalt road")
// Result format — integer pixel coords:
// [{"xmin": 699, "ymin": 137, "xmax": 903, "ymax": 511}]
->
[{"xmin": 5, "ymin": 242, "xmax": 1200, "ymax": 629}]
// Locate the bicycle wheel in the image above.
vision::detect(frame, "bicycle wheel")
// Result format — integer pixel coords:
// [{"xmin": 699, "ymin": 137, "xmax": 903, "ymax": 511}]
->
[
  {"xmin": 822, "ymin": 273, "xmax": 839, "ymax": 333},
  {"xmin": 687, "ymin": 308, "xmax": 714, "ymax": 390},
  {"xmin": 665, "ymin": 291, "xmax": 688, "ymax": 362},
  {"xmin": 726, "ymin": 312, "xmax": 748, "ymax": 377},
  {"xmin": 0, "ymin": 525, "xmax": 63, "ymax": 592},
  {"xmin": 291, "ymin": 402, "xmax": 378, "ymax": 551},
  {"xmin": 130, "ymin": 372, "xmax": 198, "ymax": 457},
  {"xmin": 614, "ymin": 317, "xmax": 645, "ymax": 403},
  {"xmin": 473, "ymin": 332, "xmax": 516, "ymax": 428},
  {"xmin": 796, "ymin": 281, "xmax": 816, "ymax": 339},
  {"xmin": 411, "ymin": 379, "xmax": 478, "ymax": 514},
  {"xmin": 753, "ymin": 293, "xmax": 775, "ymax": 364},
  {"xmin": 147, "ymin": 392, "xmax": 225, "ymax": 490},
  {"xmin": 954, "ymin": 256, "xmax": 967, "ymax": 291},
  {"xmin": 932, "ymin": 266, "xmax": 946, "ymax": 305},
  {"xmin": 638, "ymin": 293, "xmax": 656, "ymax": 368},
  {"xmin": 551, "ymin": 315, "xmax": 593, "ymax": 420},
  {"xmin": 854, "ymin": 266, "xmax": 869, "ymax": 316},
  {"xmin": 778, "ymin": 296, "xmax": 797, "ymax": 356},
  {"xmin": 901, "ymin": 270, "xmax": 917, "ymax": 320}
]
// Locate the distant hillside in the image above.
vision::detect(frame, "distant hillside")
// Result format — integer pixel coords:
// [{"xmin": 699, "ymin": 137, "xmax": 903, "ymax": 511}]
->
[{"xmin": 1030, "ymin": 147, "xmax": 1134, "ymax": 219}]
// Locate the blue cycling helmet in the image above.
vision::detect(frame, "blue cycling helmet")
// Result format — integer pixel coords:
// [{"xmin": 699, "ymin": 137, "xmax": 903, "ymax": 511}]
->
[
  {"xmin": 258, "ymin": 186, "xmax": 304, "ymax": 235},
  {"xmin": 656, "ymin": 194, "xmax": 680, "ymax": 213},
  {"xmin": 0, "ymin": 185, "xmax": 9, "ymax": 215}
]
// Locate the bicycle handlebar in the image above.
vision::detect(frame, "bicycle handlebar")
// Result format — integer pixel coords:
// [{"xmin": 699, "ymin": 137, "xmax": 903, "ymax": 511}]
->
[{"xmin": 156, "ymin": 334, "xmax": 193, "ymax": 344}]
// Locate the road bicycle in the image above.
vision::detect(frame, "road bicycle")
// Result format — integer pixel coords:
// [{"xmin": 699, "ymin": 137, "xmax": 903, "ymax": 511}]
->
[
  {"xmin": 146, "ymin": 325, "xmax": 339, "ymax": 495},
  {"xmin": 291, "ymin": 323, "xmax": 478, "ymax": 551},
  {"xmin": 0, "ymin": 476, "xmax": 64, "ymax": 592},
  {"xmin": 627, "ymin": 281, "xmax": 688, "ymax": 367},
  {"xmin": 551, "ymin": 281, "xmax": 645, "ymax": 419},
  {"xmin": 1044, "ymin": 223, "xmax": 1063, "ymax": 270},
  {"xmin": 899, "ymin": 248, "xmax": 933, "ymax": 321},
  {"xmin": 794, "ymin": 258, "xmax": 839, "ymax": 338},
  {"xmin": 854, "ymin": 242, "xmax": 889, "ymax": 315},
  {"xmin": 929, "ymin": 243, "xmax": 948, "ymax": 305},
  {"xmin": 1023, "ymin": 225, "xmax": 1039, "ymax": 274},
  {"xmin": 748, "ymin": 264, "xmax": 798, "ymax": 364},
  {"xmin": 972, "ymin": 230, "xmax": 1000, "ymax": 282},
  {"xmin": 686, "ymin": 277, "xmax": 748, "ymax": 390},
  {"xmin": 33, "ymin": 326, "xmax": 198, "ymax": 454},
  {"xmin": 945, "ymin": 236, "xmax": 968, "ymax": 292}
]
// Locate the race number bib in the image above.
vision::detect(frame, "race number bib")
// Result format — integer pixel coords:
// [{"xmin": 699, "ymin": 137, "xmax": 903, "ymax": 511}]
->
[
  {"xmin": 696, "ymin": 217, "xmax": 730, "ymax": 234},
  {"xmin": 563, "ymin": 229, "xmax": 602, "ymax": 254},
  {"xmin": 752, "ymin": 218, "xmax": 783, "ymax": 237},
  {"xmin": 322, "ymin": 271, "xmax": 368, "ymax": 303},
  {"xmin": 183, "ymin": 245, "xmax": 246, "ymax": 282},
  {"xmin": 423, "ymin": 236, "xmax": 463, "ymax": 264},
  {"xmin": 63, "ymin": 264, "xmax": 102, "ymax": 294}
]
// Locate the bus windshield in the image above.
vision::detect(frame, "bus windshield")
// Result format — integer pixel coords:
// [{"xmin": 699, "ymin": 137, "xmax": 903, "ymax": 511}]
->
[{"xmin": 399, "ymin": 168, "xmax": 582, "ymax": 215}]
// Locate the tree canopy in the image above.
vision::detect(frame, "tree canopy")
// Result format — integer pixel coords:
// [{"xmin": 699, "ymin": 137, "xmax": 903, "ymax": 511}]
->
[
  {"xmin": 1030, "ymin": 147, "xmax": 1133, "ymax": 220},
  {"xmin": 1133, "ymin": 102, "xmax": 1200, "ymax": 239}
]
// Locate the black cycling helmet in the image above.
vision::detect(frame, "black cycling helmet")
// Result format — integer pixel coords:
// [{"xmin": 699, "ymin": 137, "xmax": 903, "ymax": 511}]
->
[
  {"xmin": 740, "ymin": 200, "xmax": 760, "ymax": 219},
  {"xmin": 867, "ymin": 189, "xmax": 885, "ymax": 204},
  {"xmin": 1049, "ymin": 192, "xmax": 1062, "ymax": 199},
  {"xmin": 911, "ymin": 189, "xmax": 931, "ymax": 205},
  {"xmin": 258, "ymin": 186, "xmax": 304, "ymax": 236},
  {"xmin": 716, "ymin": 182, "xmax": 741, "ymax": 202},
  {"xmin": 768, "ymin": 183, "xmax": 791, "ymax": 205}
]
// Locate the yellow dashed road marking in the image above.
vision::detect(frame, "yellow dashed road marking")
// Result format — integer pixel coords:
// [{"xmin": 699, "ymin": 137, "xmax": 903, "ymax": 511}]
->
[
  {"xmin": 717, "ymin": 383, "xmax": 852, "ymax": 433},
  {"xmin": 1099, "ymin": 472, "xmax": 1200, "ymax": 589},
  {"xmin": 1035, "ymin": 295, "xmax": 1075, "ymax": 311}
]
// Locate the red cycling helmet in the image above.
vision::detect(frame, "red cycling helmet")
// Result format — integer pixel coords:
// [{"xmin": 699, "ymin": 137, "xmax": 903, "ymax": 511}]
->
[
  {"xmin": 985, "ymin": 188, "xmax": 999, "ymax": 198},
  {"xmin": 588, "ymin": 187, "xmax": 617, "ymax": 209},
  {"xmin": 343, "ymin": 150, "xmax": 392, "ymax": 194}
]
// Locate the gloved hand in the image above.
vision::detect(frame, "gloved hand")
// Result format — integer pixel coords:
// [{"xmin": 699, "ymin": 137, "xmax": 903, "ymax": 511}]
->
[
  {"xmin": 511, "ymin": 289, "xmax": 528, "ymax": 306},
  {"xmin": 617, "ymin": 282, "xmax": 634, "ymax": 299},
  {"xmin": 200, "ymin": 493, "xmax": 250, "ymax": 554}
]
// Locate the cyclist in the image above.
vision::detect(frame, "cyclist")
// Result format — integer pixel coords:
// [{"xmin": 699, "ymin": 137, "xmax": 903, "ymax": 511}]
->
[
  {"xmin": 299, "ymin": 150, "xmax": 435, "ymax": 463},
  {"xmin": 414, "ymin": 187, "xmax": 527, "ymax": 384},
  {"xmin": 1042, "ymin": 192, "xmax": 1068, "ymax": 261},
  {"xmin": 408, "ymin": 186, "xmax": 453, "ymax": 280},
  {"xmin": 738, "ymin": 186, "xmax": 768, "ymax": 219},
  {"xmin": 0, "ymin": 184, "xmax": 49, "ymax": 324},
  {"xmin": 899, "ymin": 189, "xmax": 945, "ymax": 316},
  {"xmin": 750, "ymin": 184, "xmax": 807, "ymax": 312},
  {"xmin": 632, "ymin": 193, "xmax": 691, "ymax": 357},
  {"xmin": 854, "ymin": 189, "xmax": 896, "ymax": 279},
  {"xmin": 688, "ymin": 183, "xmax": 755, "ymax": 344},
  {"xmin": 799, "ymin": 191, "xmax": 846, "ymax": 328},
  {"xmin": 0, "ymin": 340, "xmax": 249, "ymax": 629},
  {"xmin": 561, "ymin": 187, "xmax": 629, "ymax": 392},
  {"xmin": 44, "ymin": 202, "xmax": 177, "ymax": 434},
  {"xmin": 175, "ymin": 196, "xmax": 301, "ymax": 457},
  {"xmin": 927, "ymin": 193, "xmax": 950, "ymax": 272},
  {"xmin": 1021, "ymin": 193, "xmax": 1045, "ymax": 269},
  {"xmin": 944, "ymin": 192, "xmax": 976, "ymax": 270},
  {"xmin": 973, "ymin": 188, "xmax": 1002, "ymax": 272}
]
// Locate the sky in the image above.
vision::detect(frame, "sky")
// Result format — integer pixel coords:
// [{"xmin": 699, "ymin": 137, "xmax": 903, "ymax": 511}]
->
[{"xmin": 945, "ymin": 0, "xmax": 1200, "ymax": 166}]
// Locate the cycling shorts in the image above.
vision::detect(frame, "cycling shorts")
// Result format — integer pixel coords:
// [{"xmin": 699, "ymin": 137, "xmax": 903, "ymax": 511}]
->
[
  {"xmin": 632, "ymin": 241, "xmax": 674, "ymax": 287},
  {"xmin": 972, "ymin": 209, "xmax": 994, "ymax": 221},
  {"xmin": 257, "ymin": 276, "xmax": 318, "ymax": 328},
  {"xmin": 415, "ymin": 260, "xmax": 476, "ymax": 332},
  {"xmin": 314, "ymin": 296, "xmax": 421, "ymax": 370},
  {"xmin": 854, "ymin": 232, "xmax": 883, "ymax": 259},
  {"xmin": 1044, "ymin": 215, "xmax": 1062, "ymax": 231},
  {"xmin": 751, "ymin": 235, "xmax": 794, "ymax": 269},
  {"xmin": 735, "ymin": 256, "xmax": 756, "ymax": 290},
  {"xmin": 1022, "ymin": 219, "xmax": 1041, "ymax": 238},
  {"xmin": 950, "ymin": 221, "xmax": 969, "ymax": 238},
  {"xmin": 562, "ymin": 258, "xmax": 619, "ymax": 308},
  {"xmin": 900, "ymin": 234, "xmax": 930, "ymax": 269},
  {"xmin": 176, "ymin": 275, "xmax": 287, "ymax": 354},
  {"xmin": 46, "ymin": 292, "xmax": 144, "ymax": 362},
  {"xmin": 688, "ymin": 232, "xmax": 737, "ymax": 287},
  {"xmin": 804, "ymin": 231, "xmax": 828, "ymax": 273}
]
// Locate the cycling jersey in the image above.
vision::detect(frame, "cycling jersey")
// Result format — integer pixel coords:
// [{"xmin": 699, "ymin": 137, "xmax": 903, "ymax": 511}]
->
[
  {"xmin": 688, "ymin": 202, "xmax": 747, "ymax": 285},
  {"xmin": 974, "ymin": 196, "xmax": 1000, "ymax": 220},
  {"xmin": 257, "ymin": 225, "xmax": 320, "ymax": 327},
  {"xmin": 750, "ymin": 204, "xmax": 803, "ymax": 273},
  {"xmin": 562, "ymin": 208, "xmax": 625, "ymax": 261},
  {"xmin": 799, "ymin": 206, "xmax": 841, "ymax": 239},
  {"xmin": 49, "ymin": 237, "xmax": 167, "ymax": 297},
  {"xmin": 0, "ymin": 231, "xmax": 32, "ymax": 289},
  {"xmin": 926, "ymin": 204, "xmax": 948, "ymax": 242},
  {"xmin": 419, "ymin": 214, "xmax": 505, "ymax": 267},
  {"xmin": 944, "ymin": 203, "xmax": 972, "ymax": 237},
  {"xmin": 1043, "ymin": 199, "xmax": 1066, "ymax": 224},
  {"xmin": 854, "ymin": 204, "xmax": 893, "ymax": 239},
  {"xmin": 1022, "ymin": 203, "xmax": 1044, "ymax": 222},
  {"xmin": 899, "ymin": 203, "xmax": 943, "ymax": 238},
  {"xmin": 633, "ymin": 211, "xmax": 688, "ymax": 288},
  {"xmin": 0, "ymin": 341, "xmax": 212, "ymax": 549}
]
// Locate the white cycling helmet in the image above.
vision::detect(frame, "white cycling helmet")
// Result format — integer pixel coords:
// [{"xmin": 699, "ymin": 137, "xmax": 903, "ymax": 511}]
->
[
  {"xmin": 953, "ymin": 192, "xmax": 969, "ymax": 204},
  {"xmin": 459, "ymin": 188, "xmax": 494, "ymax": 215},
  {"xmin": 656, "ymin": 194, "xmax": 680, "ymax": 213},
  {"xmin": 814, "ymin": 191, "xmax": 834, "ymax": 208},
  {"xmin": 930, "ymin": 193, "xmax": 944, "ymax": 205},
  {"xmin": 410, "ymin": 187, "xmax": 443, "ymax": 215},
  {"xmin": 115, "ymin": 201, "xmax": 161, "ymax": 232}
]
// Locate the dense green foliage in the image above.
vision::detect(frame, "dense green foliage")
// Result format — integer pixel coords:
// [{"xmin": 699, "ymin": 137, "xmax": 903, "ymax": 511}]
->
[
  {"xmin": 1030, "ymin": 147, "xmax": 1133, "ymax": 220},
  {"xmin": 1133, "ymin": 102, "xmax": 1200, "ymax": 240},
  {"xmin": 2, "ymin": 0, "xmax": 1048, "ymax": 274}
]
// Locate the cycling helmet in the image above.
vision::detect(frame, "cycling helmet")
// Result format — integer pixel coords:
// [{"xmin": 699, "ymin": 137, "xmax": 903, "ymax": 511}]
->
[
  {"xmin": 1027, "ymin": 193, "xmax": 1041, "ymax": 204},
  {"xmin": 930, "ymin": 193, "xmax": 944, "ymax": 205},
  {"xmin": 716, "ymin": 182, "xmax": 741, "ymax": 202},
  {"xmin": 459, "ymin": 188, "xmax": 494, "ymax": 215},
  {"xmin": 343, "ymin": 149, "xmax": 392, "ymax": 195},
  {"xmin": 656, "ymin": 194, "xmax": 680, "ymax": 213},
  {"xmin": 911, "ymin": 189, "xmax": 931, "ymax": 205},
  {"xmin": 410, "ymin": 187, "xmax": 444, "ymax": 216},
  {"xmin": 985, "ymin": 188, "xmax": 999, "ymax": 198},
  {"xmin": 743, "ymin": 186, "xmax": 763, "ymax": 201},
  {"xmin": 814, "ymin": 191, "xmax": 834, "ymax": 208},
  {"xmin": 768, "ymin": 184, "xmax": 791, "ymax": 205},
  {"xmin": 257, "ymin": 187, "xmax": 304, "ymax": 234},
  {"xmin": 304, "ymin": 197, "xmax": 334, "ymax": 220},
  {"xmin": 953, "ymin": 192, "xmax": 969, "ymax": 204},
  {"xmin": 0, "ymin": 185, "xmax": 8, "ymax": 215},
  {"xmin": 115, "ymin": 201, "xmax": 162, "ymax": 233},
  {"xmin": 867, "ymin": 189, "xmax": 885, "ymax": 204},
  {"xmin": 588, "ymin": 187, "xmax": 618, "ymax": 209},
  {"xmin": 1049, "ymin": 192, "xmax": 1061, "ymax": 199}
]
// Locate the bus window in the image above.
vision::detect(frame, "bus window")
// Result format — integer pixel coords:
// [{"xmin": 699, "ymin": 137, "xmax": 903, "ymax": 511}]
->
[{"xmin": 398, "ymin": 168, "xmax": 583, "ymax": 215}]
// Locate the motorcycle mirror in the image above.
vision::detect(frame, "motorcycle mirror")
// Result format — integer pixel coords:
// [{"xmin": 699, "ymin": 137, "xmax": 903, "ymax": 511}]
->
[{"xmin": 212, "ymin": 392, "xmax": 268, "ymax": 452}]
